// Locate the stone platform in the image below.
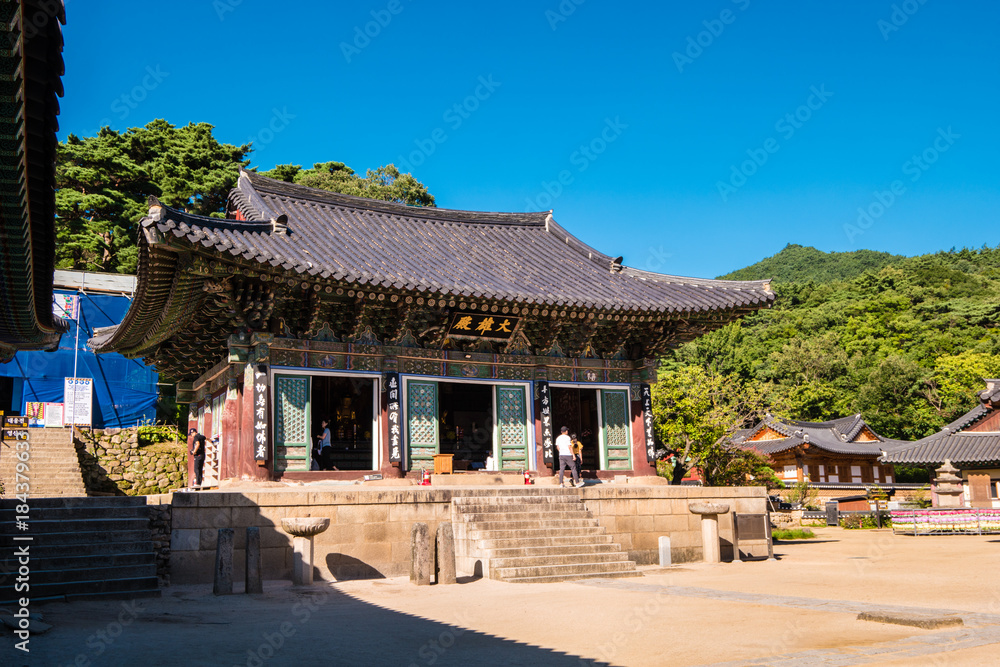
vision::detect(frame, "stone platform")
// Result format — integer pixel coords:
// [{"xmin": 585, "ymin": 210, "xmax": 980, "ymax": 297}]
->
[{"xmin": 168, "ymin": 483, "xmax": 768, "ymax": 584}]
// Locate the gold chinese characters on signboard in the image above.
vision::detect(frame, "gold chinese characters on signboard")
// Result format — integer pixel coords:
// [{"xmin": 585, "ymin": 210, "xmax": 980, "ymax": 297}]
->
[{"xmin": 447, "ymin": 313, "xmax": 520, "ymax": 341}]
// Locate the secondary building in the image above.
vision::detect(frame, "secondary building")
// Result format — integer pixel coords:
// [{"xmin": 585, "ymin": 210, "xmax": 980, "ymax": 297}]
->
[{"xmin": 91, "ymin": 171, "xmax": 774, "ymax": 482}]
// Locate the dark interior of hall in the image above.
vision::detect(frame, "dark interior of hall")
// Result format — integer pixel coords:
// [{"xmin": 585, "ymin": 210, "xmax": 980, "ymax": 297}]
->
[
  {"xmin": 311, "ymin": 376, "xmax": 375, "ymax": 470},
  {"xmin": 551, "ymin": 387, "xmax": 600, "ymax": 471},
  {"xmin": 438, "ymin": 382, "xmax": 493, "ymax": 469}
]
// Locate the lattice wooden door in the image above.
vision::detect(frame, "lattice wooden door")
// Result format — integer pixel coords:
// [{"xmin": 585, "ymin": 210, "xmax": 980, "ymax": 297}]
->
[
  {"xmin": 406, "ymin": 381, "xmax": 438, "ymax": 471},
  {"xmin": 601, "ymin": 389, "xmax": 632, "ymax": 471},
  {"xmin": 274, "ymin": 375, "xmax": 311, "ymax": 472},
  {"xmin": 496, "ymin": 385, "xmax": 528, "ymax": 471}
]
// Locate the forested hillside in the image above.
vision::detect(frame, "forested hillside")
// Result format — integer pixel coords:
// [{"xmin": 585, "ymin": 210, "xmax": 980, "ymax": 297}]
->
[
  {"xmin": 662, "ymin": 245, "xmax": 1000, "ymax": 444},
  {"xmin": 719, "ymin": 244, "xmax": 905, "ymax": 284}
]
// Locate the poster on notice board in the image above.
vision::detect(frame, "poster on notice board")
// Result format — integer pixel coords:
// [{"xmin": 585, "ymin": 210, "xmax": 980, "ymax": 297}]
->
[{"xmin": 64, "ymin": 377, "xmax": 93, "ymax": 426}]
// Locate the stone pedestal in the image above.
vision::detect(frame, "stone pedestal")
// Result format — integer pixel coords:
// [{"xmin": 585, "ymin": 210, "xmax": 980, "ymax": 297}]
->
[
  {"xmin": 280, "ymin": 517, "xmax": 331, "ymax": 586},
  {"xmin": 933, "ymin": 460, "xmax": 965, "ymax": 508},
  {"xmin": 689, "ymin": 502, "xmax": 730, "ymax": 564}
]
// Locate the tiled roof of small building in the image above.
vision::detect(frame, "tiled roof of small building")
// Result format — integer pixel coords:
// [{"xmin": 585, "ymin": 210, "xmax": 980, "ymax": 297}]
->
[
  {"xmin": 205, "ymin": 171, "xmax": 775, "ymax": 313},
  {"xmin": 733, "ymin": 414, "xmax": 902, "ymax": 457},
  {"xmin": 882, "ymin": 382, "xmax": 1000, "ymax": 466}
]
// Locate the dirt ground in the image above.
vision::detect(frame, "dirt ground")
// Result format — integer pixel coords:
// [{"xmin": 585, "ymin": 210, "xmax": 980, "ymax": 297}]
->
[{"xmin": 3, "ymin": 526, "xmax": 999, "ymax": 666}]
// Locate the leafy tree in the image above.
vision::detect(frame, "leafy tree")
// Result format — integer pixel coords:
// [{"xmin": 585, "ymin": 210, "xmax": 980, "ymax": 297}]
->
[
  {"xmin": 650, "ymin": 366, "xmax": 786, "ymax": 485},
  {"xmin": 261, "ymin": 161, "xmax": 435, "ymax": 207},
  {"xmin": 56, "ymin": 120, "xmax": 251, "ymax": 273}
]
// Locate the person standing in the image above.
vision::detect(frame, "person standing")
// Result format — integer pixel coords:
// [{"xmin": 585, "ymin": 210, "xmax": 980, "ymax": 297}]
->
[
  {"xmin": 316, "ymin": 419, "xmax": 332, "ymax": 470},
  {"xmin": 556, "ymin": 426, "xmax": 583, "ymax": 488},
  {"xmin": 571, "ymin": 432, "xmax": 584, "ymax": 481},
  {"xmin": 189, "ymin": 428, "xmax": 206, "ymax": 489}
]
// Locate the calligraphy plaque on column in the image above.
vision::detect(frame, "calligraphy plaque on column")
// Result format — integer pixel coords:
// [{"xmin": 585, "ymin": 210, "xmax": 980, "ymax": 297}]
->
[
  {"xmin": 538, "ymin": 380, "xmax": 553, "ymax": 464},
  {"xmin": 253, "ymin": 364, "xmax": 269, "ymax": 465},
  {"xmin": 641, "ymin": 383, "xmax": 656, "ymax": 463},
  {"xmin": 385, "ymin": 372, "xmax": 402, "ymax": 463}
]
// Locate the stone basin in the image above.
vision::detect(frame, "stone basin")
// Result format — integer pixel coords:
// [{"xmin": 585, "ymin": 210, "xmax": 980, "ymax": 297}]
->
[
  {"xmin": 281, "ymin": 517, "xmax": 330, "ymax": 537},
  {"xmin": 689, "ymin": 503, "xmax": 730, "ymax": 515}
]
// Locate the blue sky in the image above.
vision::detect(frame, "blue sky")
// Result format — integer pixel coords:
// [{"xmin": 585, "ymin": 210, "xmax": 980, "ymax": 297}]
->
[{"xmin": 57, "ymin": 0, "xmax": 999, "ymax": 278}]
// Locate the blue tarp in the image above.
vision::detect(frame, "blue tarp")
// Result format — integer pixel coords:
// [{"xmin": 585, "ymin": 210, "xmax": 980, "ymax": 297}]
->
[{"xmin": 0, "ymin": 289, "xmax": 158, "ymax": 428}]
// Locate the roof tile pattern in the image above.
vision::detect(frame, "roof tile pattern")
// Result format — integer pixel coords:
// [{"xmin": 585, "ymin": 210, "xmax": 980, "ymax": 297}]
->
[
  {"xmin": 199, "ymin": 171, "xmax": 774, "ymax": 313},
  {"xmin": 734, "ymin": 414, "xmax": 902, "ymax": 457}
]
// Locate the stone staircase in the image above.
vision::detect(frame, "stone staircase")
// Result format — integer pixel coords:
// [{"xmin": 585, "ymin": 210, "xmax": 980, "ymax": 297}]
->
[
  {"xmin": 0, "ymin": 427, "xmax": 87, "ymax": 497},
  {"xmin": 452, "ymin": 489, "xmax": 640, "ymax": 583},
  {"xmin": 0, "ymin": 496, "xmax": 161, "ymax": 604}
]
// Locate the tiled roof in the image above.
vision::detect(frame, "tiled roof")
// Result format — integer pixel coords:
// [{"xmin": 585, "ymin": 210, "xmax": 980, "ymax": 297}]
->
[
  {"xmin": 0, "ymin": 0, "xmax": 68, "ymax": 360},
  {"xmin": 734, "ymin": 414, "xmax": 898, "ymax": 457},
  {"xmin": 207, "ymin": 171, "xmax": 774, "ymax": 313},
  {"xmin": 882, "ymin": 384, "xmax": 1000, "ymax": 466},
  {"xmin": 882, "ymin": 433, "xmax": 1000, "ymax": 467}
]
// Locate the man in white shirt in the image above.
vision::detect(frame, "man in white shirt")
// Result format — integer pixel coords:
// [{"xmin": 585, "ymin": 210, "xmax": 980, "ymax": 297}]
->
[{"xmin": 556, "ymin": 426, "xmax": 584, "ymax": 488}]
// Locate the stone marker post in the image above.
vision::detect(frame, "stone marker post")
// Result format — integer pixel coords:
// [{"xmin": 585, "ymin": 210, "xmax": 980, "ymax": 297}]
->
[
  {"xmin": 245, "ymin": 526, "xmax": 263, "ymax": 595},
  {"xmin": 410, "ymin": 522, "xmax": 431, "ymax": 586},
  {"xmin": 214, "ymin": 528, "xmax": 234, "ymax": 595},
  {"xmin": 658, "ymin": 536, "xmax": 672, "ymax": 567},
  {"xmin": 437, "ymin": 523, "xmax": 457, "ymax": 585},
  {"xmin": 689, "ymin": 503, "xmax": 730, "ymax": 564}
]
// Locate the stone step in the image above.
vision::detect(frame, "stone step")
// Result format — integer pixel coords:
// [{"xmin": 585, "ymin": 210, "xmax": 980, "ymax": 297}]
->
[
  {"xmin": 14, "ymin": 562, "xmax": 157, "ymax": 584},
  {"xmin": 466, "ymin": 518, "xmax": 598, "ymax": 532},
  {"xmin": 476, "ymin": 534, "xmax": 615, "ymax": 550},
  {"xmin": 491, "ymin": 551, "xmax": 632, "ymax": 569},
  {"xmin": 469, "ymin": 525, "xmax": 606, "ymax": 541},
  {"xmin": 5, "ymin": 540, "xmax": 157, "ymax": 558},
  {"xmin": 459, "ymin": 503, "xmax": 591, "ymax": 521},
  {"xmin": 25, "ymin": 552, "xmax": 156, "ymax": 571},
  {"xmin": 461, "ymin": 510, "xmax": 593, "ymax": 523},
  {"xmin": 0, "ymin": 497, "xmax": 146, "ymax": 508},
  {"xmin": 0, "ymin": 517, "xmax": 149, "ymax": 533},
  {"xmin": 493, "ymin": 560, "xmax": 638, "ymax": 581},
  {"xmin": 0, "ymin": 505, "xmax": 147, "ymax": 520},
  {"xmin": 452, "ymin": 493, "xmax": 581, "ymax": 505},
  {"xmin": 502, "ymin": 569, "xmax": 643, "ymax": 584},
  {"xmin": 0, "ymin": 528, "xmax": 152, "ymax": 546},
  {"xmin": 0, "ymin": 575, "xmax": 161, "ymax": 605},
  {"xmin": 488, "ymin": 543, "xmax": 623, "ymax": 559}
]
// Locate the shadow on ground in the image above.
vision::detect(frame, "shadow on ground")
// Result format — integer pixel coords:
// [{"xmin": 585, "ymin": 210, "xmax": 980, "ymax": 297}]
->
[{"xmin": 11, "ymin": 582, "xmax": 611, "ymax": 667}]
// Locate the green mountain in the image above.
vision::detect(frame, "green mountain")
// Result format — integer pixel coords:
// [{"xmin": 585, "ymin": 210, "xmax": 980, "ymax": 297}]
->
[
  {"xmin": 717, "ymin": 244, "xmax": 905, "ymax": 283},
  {"xmin": 669, "ymin": 244, "xmax": 1000, "ymax": 443}
]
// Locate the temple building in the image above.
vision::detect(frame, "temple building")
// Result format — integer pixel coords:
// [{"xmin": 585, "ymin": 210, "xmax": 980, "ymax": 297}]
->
[
  {"xmin": 883, "ymin": 380, "xmax": 1000, "ymax": 508},
  {"xmin": 90, "ymin": 171, "xmax": 774, "ymax": 482},
  {"xmin": 732, "ymin": 414, "xmax": 906, "ymax": 492}
]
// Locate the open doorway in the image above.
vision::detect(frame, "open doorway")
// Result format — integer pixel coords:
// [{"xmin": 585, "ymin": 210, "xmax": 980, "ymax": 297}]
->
[
  {"xmin": 438, "ymin": 382, "xmax": 493, "ymax": 470},
  {"xmin": 551, "ymin": 387, "xmax": 600, "ymax": 471},
  {"xmin": 311, "ymin": 376, "xmax": 376, "ymax": 471}
]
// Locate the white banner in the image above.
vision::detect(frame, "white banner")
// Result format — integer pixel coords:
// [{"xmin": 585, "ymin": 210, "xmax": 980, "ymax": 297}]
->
[{"xmin": 64, "ymin": 377, "xmax": 94, "ymax": 426}]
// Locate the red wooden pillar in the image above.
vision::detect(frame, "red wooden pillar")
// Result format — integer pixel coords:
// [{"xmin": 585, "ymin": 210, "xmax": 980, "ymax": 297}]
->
[{"xmin": 630, "ymin": 398, "xmax": 655, "ymax": 476}]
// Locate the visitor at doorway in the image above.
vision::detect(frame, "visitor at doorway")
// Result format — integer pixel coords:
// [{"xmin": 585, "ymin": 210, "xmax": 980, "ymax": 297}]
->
[
  {"xmin": 571, "ymin": 433, "xmax": 583, "ymax": 480},
  {"xmin": 557, "ymin": 426, "xmax": 583, "ymax": 488},
  {"xmin": 189, "ymin": 428, "xmax": 206, "ymax": 489},
  {"xmin": 316, "ymin": 419, "xmax": 336, "ymax": 470}
]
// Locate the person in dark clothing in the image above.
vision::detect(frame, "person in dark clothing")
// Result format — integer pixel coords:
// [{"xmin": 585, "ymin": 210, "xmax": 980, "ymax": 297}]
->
[{"xmin": 189, "ymin": 428, "xmax": 207, "ymax": 489}]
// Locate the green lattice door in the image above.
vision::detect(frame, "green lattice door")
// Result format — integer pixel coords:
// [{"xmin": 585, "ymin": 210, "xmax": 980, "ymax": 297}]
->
[
  {"xmin": 275, "ymin": 375, "xmax": 311, "ymax": 472},
  {"xmin": 407, "ymin": 381, "xmax": 438, "ymax": 471},
  {"xmin": 496, "ymin": 385, "xmax": 528, "ymax": 471},
  {"xmin": 601, "ymin": 389, "xmax": 632, "ymax": 471}
]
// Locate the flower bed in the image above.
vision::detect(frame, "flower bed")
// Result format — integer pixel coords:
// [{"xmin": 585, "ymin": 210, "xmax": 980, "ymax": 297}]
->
[{"xmin": 890, "ymin": 508, "xmax": 1000, "ymax": 535}]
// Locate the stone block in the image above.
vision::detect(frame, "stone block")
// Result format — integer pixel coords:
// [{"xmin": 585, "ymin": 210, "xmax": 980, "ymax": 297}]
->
[
  {"xmin": 171, "ymin": 528, "xmax": 200, "ymax": 552},
  {"xmin": 261, "ymin": 527, "xmax": 292, "ymax": 549},
  {"xmin": 169, "ymin": 551, "xmax": 216, "ymax": 584},
  {"xmin": 363, "ymin": 522, "xmax": 388, "ymax": 543},
  {"xmin": 171, "ymin": 509, "xmax": 203, "ymax": 530},
  {"xmin": 200, "ymin": 528, "xmax": 219, "ymax": 550},
  {"xmin": 262, "ymin": 546, "xmax": 291, "ymax": 580}
]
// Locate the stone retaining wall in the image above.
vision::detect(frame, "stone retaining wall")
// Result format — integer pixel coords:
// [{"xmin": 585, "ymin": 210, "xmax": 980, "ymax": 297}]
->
[
  {"xmin": 168, "ymin": 485, "xmax": 769, "ymax": 584},
  {"xmin": 75, "ymin": 428, "xmax": 187, "ymax": 496},
  {"xmin": 147, "ymin": 493, "xmax": 174, "ymax": 585}
]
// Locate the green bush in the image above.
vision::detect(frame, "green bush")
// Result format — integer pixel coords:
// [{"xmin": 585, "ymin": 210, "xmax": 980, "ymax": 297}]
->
[
  {"xmin": 137, "ymin": 423, "xmax": 184, "ymax": 448},
  {"xmin": 773, "ymin": 528, "xmax": 815, "ymax": 540},
  {"xmin": 840, "ymin": 513, "xmax": 893, "ymax": 529}
]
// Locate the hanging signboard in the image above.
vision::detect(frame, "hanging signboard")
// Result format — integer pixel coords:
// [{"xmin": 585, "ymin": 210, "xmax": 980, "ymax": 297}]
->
[
  {"xmin": 2, "ymin": 415, "xmax": 28, "ymax": 441},
  {"xmin": 44, "ymin": 402, "xmax": 64, "ymax": 428},
  {"xmin": 63, "ymin": 377, "xmax": 93, "ymax": 426},
  {"xmin": 538, "ymin": 380, "xmax": 554, "ymax": 464},
  {"xmin": 25, "ymin": 403, "xmax": 44, "ymax": 427},
  {"xmin": 53, "ymin": 293, "xmax": 79, "ymax": 320},
  {"xmin": 447, "ymin": 313, "xmax": 520, "ymax": 341},
  {"xmin": 385, "ymin": 372, "xmax": 401, "ymax": 463},
  {"xmin": 640, "ymin": 383, "xmax": 656, "ymax": 463},
  {"xmin": 252, "ymin": 365, "xmax": 269, "ymax": 465}
]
